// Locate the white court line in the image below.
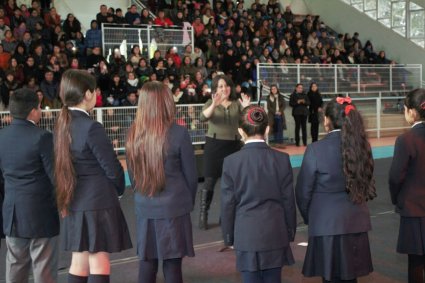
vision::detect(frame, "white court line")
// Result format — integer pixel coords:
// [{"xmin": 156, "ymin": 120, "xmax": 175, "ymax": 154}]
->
[{"xmin": 377, "ymin": 211, "xmax": 395, "ymax": 215}]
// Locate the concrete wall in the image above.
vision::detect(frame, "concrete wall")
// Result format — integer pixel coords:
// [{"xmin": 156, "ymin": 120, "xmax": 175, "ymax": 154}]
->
[
  {"xmin": 54, "ymin": 0, "xmax": 129, "ymax": 32},
  {"xmin": 304, "ymin": 0, "xmax": 425, "ymax": 81}
]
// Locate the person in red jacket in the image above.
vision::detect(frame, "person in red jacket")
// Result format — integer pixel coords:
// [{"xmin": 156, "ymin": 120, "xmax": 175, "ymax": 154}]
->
[{"xmin": 153, "ymin": 10, "xmax": 173, "ymax": 27}]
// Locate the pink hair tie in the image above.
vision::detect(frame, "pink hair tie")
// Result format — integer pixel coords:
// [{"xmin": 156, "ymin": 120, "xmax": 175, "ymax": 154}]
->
[{"xmin": 420, "ymin": 101, "xmax": 425, "ymax": 110}]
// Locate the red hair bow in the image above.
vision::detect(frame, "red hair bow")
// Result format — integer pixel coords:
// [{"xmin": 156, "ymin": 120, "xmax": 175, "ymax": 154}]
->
[
  {"xmin": 336, "ymin": 97, "xmax": 352, "ymax": 105},
  {"xmin": 345, "ymin": 105, "xmax": 355, "ymax": 115}
]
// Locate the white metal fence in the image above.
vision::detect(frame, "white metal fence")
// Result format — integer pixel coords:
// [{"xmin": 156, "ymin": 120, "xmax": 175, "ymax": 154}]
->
[
  {"xmin": 0, "ymin": 105, "xmax": 208, "ymax": 151},
  {"xmin": 277, "ymin": 92, "xmax": 409, "ymax": 144},
  {"xmin": 101, "ymin": 23, "xmax": 194, "ymax": 61},
  {"xmin": 257, "ymin": 63, "xmax": 422, "ymax": 95},
  {"xmin": 0, "ymin": 95, "xmax": 409, "ymax": 151}
]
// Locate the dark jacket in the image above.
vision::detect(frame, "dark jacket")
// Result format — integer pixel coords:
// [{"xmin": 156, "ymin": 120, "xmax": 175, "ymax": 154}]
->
[
  {"xmin": 296, "ymin": 131, "xmax": 372, "ymax": 236},
  {"xmin": 129, "ymin": 123, "xmax": 198, "ymax": 219},
  {"xmin": 221, "ymin": 142, "xmax": 296, "ymax": 251},
  {"xmin": 389, "ymin": 123, "xmax": 425, "ymax": 217},
  {"xmin": 0, "ymin": 119, "xmax": 59, "ymax": 238},
  {"xmin": 289, "ymin": 91, "xmax": 310, "ymax": 116},
  {"xmin": 307, "ymin": 90, "xmax": 323, "ymax": 123},
  {"xmin": 68, "ymin": 110, "xmax": 125, "ymax": 211},
  {"xmin": 266, "ymin": 93, "xmax": 287, "ymax": 130}
]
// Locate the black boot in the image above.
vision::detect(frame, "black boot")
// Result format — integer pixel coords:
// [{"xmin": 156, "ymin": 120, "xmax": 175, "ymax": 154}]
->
[
  {"xmin": 199, "ymin": 189, "xmax": 211, "ymax": 230},
  {"xmin": 199, "ymin": 178, "xmax": 215, "ymax": 230}
]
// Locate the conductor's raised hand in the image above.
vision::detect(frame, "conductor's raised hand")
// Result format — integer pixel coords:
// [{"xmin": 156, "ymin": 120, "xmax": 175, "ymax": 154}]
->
[
  {"xmin": 212, "ymin": 91, "xmax": 227, "ymax": 107},
  {"xmin": 239, "ymin": 93, "xmax": 251, "ymax": 108}
]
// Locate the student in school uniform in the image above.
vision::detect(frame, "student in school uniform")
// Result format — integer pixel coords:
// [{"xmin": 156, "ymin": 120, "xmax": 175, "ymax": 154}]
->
[
  {"xmin": 126, "ymin": 81, "xmax": 198, "ymax": 283},
  {"xmin": 221, "ymin": 105, "xmax": 296, "ymax": 283},
  {"xmin": 54, "ymin": 69, "xmax": 132, "ymax": 283},
  {"xmin": 296, "ymin": 97, "xmax": 376, "ymax": 283},
  {"xmin": 0, "ymin": 88, "xmax": 59, "ymax": 283},
  {"xmin": 389, "ymin": 88, "xmax": 425, "ymax": 283}
]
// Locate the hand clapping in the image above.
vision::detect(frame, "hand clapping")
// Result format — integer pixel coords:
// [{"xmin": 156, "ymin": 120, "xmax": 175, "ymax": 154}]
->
[
  {"xmin": 212, "ymin": 91, "xmax": 227, "ymax": 106},
  {"xmin": 239, "ymin": 93, "xmax": 251, "ymax": 108}
]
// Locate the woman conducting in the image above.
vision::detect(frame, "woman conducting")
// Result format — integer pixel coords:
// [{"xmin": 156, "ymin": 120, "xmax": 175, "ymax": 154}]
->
[{"xmin": 199, "ymin": 74, "xmax": 250, "ymax": 230}]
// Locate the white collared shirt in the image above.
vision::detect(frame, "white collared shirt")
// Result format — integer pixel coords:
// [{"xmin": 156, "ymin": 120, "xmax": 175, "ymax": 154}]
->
[
  {"xmin": 412, "ymin": 121, "xmax": 424, "ymax": 128},
  {"xmin": 329, "ymin": 129, "xmax": 341, "ymax": 133},
  {"xmin": 245, "ymin": 139, "xmax": 266, "ymax": 144},
  {"xmin": 68, "ymin": 107, "xmax": 89, "ymax": 116},
  {"xmin": 27, "ymin": 119, "xmax": 36, "ymax": 125}
]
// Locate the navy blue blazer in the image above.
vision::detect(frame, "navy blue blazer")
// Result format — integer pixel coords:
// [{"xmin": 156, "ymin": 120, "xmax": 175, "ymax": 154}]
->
[
  {"xmin": 68, "ymin": 110, "xmax": 125, "ymax": 211},
  {"xmin": 296, "ymin": 131, "xmax": 372, "ymax": 236},
  {"xmin": 129, "ymin": 123, "xmax": 198, "ymax": 219},
  {"xmin": 221, "ymin": 142, "xmax": 296, "ymax": 251},
  {"xmin": 0, "ymin": 119, "xmax": 59, "ymax": 238},
  {"xmin": 389, "ymin": 123, "xmax": 425, "ymax": 217}
]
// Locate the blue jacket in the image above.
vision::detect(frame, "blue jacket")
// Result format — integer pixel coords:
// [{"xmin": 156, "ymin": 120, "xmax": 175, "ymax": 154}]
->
[
  {"xmin": 221, "ymin": 142, "xmax": 296, "ymax": 251},
  {"xmin": 296, "ymin": 131, "xmax": 372, "ymax": 236},
  {"xmin": 68, "ymin": 110, "xmax": 125, "ymax": 211}
]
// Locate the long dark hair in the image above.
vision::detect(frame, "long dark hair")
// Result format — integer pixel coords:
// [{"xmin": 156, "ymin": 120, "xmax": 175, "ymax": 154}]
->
[
  {"xmin": 404, "ymin": 88, "xmax": 425, "ymax": 120},
  {"xmin": 325, "ymin": 98, "xmax": 376, "ymax": 203},
  {"xmin": 126, "ymin": 81, "xmax": 175, "ymax": 196},
  {"xmin": 54, "ymin": 69, "xmax": 96, "ymax": 212}
]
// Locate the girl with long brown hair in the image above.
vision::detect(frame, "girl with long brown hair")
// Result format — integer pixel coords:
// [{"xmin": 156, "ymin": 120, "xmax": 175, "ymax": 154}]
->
[
  {"xmin": 126, "ymin": 81, "xmax": 197, "ymax": 283},
  {"xmin": 54, "ymin": 69, "xmax": 132, "ymax": 283},
  {"xmin": 296, "ymin": 97, "xmax": 376, "ymax": 283}
]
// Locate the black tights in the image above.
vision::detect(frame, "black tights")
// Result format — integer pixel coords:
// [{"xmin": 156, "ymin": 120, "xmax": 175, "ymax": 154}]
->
[
  {"xmin": 408, "ymin": 254, "xmax": 425, "ymax": 283},
  {"xmin": 138, "ymin": 258, "xmax": 183, "ymax": 283}
]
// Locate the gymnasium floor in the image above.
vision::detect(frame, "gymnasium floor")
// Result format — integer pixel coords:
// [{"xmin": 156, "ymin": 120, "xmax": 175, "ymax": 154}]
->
[{"xmin": 0, "ymin": 137, "xmax": 409, "ymax": 283}]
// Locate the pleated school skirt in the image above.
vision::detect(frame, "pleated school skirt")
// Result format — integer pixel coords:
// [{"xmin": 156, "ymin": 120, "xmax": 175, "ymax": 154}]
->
[
  {"xmin": 236, "ymin": 246, "xmax": 295, "ymax": 272},
  {"xmin": 302, "ymin": 233, "xmax": 373, "ymax": 281},
  {"xmin": 62, "ymin": 206, "xmax": 133, "ymax": 253},
  {"xmin": 397, "ymin": 216, "xmax": 425, "ymax": 255},
  {"xmin": 136, "ymin": 213, "xmax": 195, "ymax": 260}
]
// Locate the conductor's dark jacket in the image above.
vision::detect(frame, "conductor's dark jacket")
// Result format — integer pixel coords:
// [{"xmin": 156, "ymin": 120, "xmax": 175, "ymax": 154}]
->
[
  {"xmin": 0, "ymin": 119, "xmax": 59, "ymax": 238},
  {"xmin": 221, "ymin": 141, "xmax": 296, "ymax": 251},
  {"xmin": 68, "ymin": 110, "xmax": 125, "ymax": 211},
  {"xmin": 296, "ymin": 131, "xmax": 372, "ymax": 236},
  {"xmin": 389, "ymin": 122, "xmax": 425, "ymax": 217}
]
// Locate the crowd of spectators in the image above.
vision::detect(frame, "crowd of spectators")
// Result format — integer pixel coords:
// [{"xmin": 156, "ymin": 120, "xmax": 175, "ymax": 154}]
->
[{"xmin": 0, "ymin": 0, "xmax": 394, "ymax": 112}]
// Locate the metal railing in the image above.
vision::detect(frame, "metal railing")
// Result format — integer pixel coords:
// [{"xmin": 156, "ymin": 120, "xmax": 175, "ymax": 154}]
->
[
  {"xmin": 273, "ymin": 92, "xmax": 408, "ymax": 143},
  {"xmin": 101, "ymin": 23, "xmax": 194, "ymax": 61},
  {"xmin": 130, "ymin": 0, "xmax": 157, "ymax": 19},
  {"xmin": 0, "ymin": 94, "xmax": 407, "ymax": 151},
  {"xmin": 257, "ymin": 63, "xmax": 422, "ymax": 96},
  {"xmin": 0, "ymin": 105, "xmax": 207, "ymax": 151}
]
